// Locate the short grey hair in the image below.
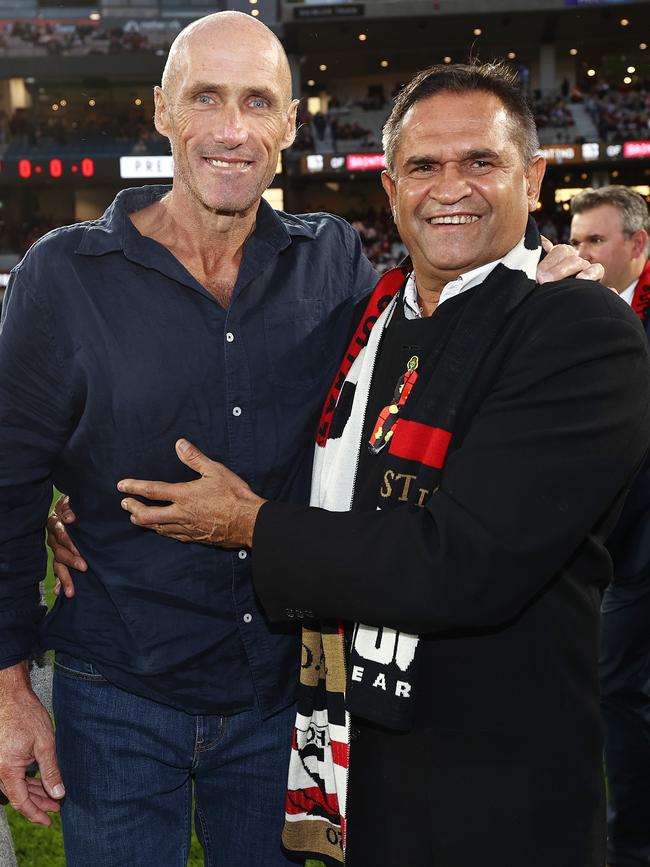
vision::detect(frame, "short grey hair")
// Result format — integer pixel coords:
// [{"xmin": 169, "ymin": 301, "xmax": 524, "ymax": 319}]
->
[
  {"xmin": 382, "ymin": 59, "xmax": 539, "ymax": 177},
  {"xmin": 571, "ymin": 185, "xmax": 650, "ymax": 254}
]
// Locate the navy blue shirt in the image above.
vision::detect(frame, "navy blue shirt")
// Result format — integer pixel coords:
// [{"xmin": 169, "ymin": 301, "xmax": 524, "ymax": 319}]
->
[{"xmin": 0, "ymin": 185, "xmax": 376, "ymax": 715}]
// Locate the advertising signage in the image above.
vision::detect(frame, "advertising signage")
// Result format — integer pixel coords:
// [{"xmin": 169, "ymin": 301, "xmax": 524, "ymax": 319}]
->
[
  {"xmin": 302, "ymin": 152, "xmax": 386, "ymax": 174},
  {"xmin": 120, "ymin": 155, "xmax": 174, "ymax": 179},
  {"xmin": 564, "ymin": 0, "xmax": 644, "ymax": 5},
  {"xmin": 294, "ymin": 3, "xmax": 364, "ymax": 18},
  {"xmin": 346, "ymin": 153, "xmax": 386, "ymax": 171},
  {"xmin": 120, "ymin": 153, "xmax": 283, "ymax": 179},
  {"xmin": 624, "ymin": 141, "xmax": 650, "ymax": 159}
]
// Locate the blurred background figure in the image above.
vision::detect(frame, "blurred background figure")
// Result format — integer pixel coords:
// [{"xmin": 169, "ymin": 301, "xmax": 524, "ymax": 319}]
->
[{"xmin": 571, "ymin": 185, "xmax": 650, "ymax": 867}]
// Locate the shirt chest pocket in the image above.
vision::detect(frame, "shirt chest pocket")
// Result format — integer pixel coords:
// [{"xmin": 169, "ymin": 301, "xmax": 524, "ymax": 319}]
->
[{"xmin": 263, "ymin": 299, "xmax": 328, "ymax": 390}]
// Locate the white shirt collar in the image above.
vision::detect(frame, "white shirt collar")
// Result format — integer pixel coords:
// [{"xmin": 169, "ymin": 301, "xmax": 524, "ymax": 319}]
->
[
  {"xmin": 403, "ymin": 254, "xmax": 509, "ymax": 320},
  {"xmin": 619, "ymin": 279, "xmax": 637, "ymax": 307}
]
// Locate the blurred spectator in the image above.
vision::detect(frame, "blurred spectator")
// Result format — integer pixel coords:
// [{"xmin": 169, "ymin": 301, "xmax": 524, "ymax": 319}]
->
[
  {"xmin": 530, "ymin": 94, "xmax": 575, "ymax": 141},
  {"xmin": 348, "ymin": 208, "xmax": 407, "ymax": 273},
  {"xmin": 0, "ymin": 214, "xmax": 74, "ymax": 257},
  {"xmin": 331, "ymin": 117, "xmax": 376, "ymax": 149},
  {"xmin": 585, "ymin": 86, "xmax": 650, "ymax": 142},
  {"xmin": 3, "ymin": 106, "xmax": 168, "ymax": 156},
  {"xmin": 292, "ymin": 106, "xmax": 375, "ymax": 153},
  {"xmin": 0, "ymin": 18, "xmax": 172, "ymax": 57},
  {"xmin": 360, "ymin": 84, "xmax": 386, "ymax": 110}
]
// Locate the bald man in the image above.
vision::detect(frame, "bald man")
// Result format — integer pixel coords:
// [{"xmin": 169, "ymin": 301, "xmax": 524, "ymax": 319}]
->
[{"xmin": 0, "ymin": 12, "xmax": 377, "ymax": 866}]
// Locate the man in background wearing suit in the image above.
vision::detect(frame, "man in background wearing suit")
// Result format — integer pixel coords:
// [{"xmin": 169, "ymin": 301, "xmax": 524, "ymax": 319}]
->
[{"xmin": 571, "ymin": 185, "xmax": 650, "ymax": 867}]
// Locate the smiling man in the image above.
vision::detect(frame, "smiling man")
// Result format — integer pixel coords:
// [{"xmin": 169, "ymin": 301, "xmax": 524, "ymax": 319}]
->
[
  {"xmin": 108, "ymin": 63, "xmax": 650, "ymax": 866},
  {"xmin": 379, "ymin": 85, "xmax": 544, "ymax": 316},
  {"xmin": 0, "ymin": 11, "xmax": 379, "ymax": 867}
]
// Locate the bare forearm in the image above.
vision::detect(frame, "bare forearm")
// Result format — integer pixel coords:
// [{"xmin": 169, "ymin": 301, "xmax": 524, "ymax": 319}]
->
[{"xmin": 0, "ymin": 660, "xmax": 31, "ymax": 696}]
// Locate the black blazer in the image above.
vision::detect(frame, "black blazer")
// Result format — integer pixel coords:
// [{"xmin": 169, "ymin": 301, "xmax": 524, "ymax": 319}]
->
[{"xmin": 254, "ymin": 279, "xmax": 650, "ymax": 867}]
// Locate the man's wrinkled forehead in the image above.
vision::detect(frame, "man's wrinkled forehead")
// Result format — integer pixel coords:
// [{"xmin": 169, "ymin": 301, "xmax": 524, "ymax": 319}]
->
[
  {"xmin": 164, "ymin": 17, "xmax": 291, "ymax": 103},
  {"xmin": 399, "ymin": 93, "xmax": 519, "ymax": 157},
  {"xmin": 571, "ymin": 204, "xmax": 625, "ymax": 237}
]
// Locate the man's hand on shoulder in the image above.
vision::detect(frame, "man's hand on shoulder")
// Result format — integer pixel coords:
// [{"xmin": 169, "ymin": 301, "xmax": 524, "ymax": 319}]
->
[
  {"xmin": 118, "ymin": 440, "xmax": 267, "ymax": 549},
  {"xmin": 0, "ymin": 662, "xmax": 64, "ymax": 826},
  {"xmin": 537, "ymin": 236, "xmax": 605, "ymax": 284}
]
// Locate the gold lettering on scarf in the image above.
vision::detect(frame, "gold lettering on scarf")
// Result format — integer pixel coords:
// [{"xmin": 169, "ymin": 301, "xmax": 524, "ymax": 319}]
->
[
  {"xmin": 380, "ymin": 471, "xmax": 432, "ymax": 508},
  {"xmin": 380, "ymin": 469, "xmax": 395, "ymax": 498},
  {"xmin": 394, "ymin": 473, "xmax": 417, "ymax": 502}
]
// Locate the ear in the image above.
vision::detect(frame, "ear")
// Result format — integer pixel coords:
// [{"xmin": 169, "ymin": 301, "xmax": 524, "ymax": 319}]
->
[
  {"xmin": 153, "ymin": 86, "xmax": 170, "ymax": 138},
  {"xmin": 630, "ymin": 228, "xmax": 649, "ymax": 260},
  {"xmin": 281, "ymin": 99, "xmax": 300, "ymax": 150},
  {"xmin": 525, "ymin": 155, "xmax": 546, "ymax": 212},
  {"xmin": 381, "ymin": 170, "xmax": 397, "ymax": 219}
]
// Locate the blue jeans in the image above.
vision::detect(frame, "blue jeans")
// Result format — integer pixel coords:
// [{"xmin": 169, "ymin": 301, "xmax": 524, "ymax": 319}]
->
[{"xmin": 52, "ymin": 652, "xmax": 296, "ymax": 867}]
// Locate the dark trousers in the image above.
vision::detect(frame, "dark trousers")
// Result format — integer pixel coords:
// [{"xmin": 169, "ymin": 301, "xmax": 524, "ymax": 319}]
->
[{"xmin": 600, "ymin": 576, "xmax": 650, "ymax": 867}]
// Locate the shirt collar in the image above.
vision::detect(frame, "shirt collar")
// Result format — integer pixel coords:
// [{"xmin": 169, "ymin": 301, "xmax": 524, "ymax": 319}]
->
[
  {"xmin": 75, "ymin": 185, "xmax": 317, "ymax": 259},
  {"xmin": 403, "ymin": 239, "xmax": 522, "ymax": 320},
  {"xmin": 620, "ymin": 279, "xmax": 637, "ymax": 306}
]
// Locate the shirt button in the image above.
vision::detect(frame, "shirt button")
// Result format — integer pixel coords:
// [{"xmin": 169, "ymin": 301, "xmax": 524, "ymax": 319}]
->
[
  {"xmin": 243, "ymin": 613, "xmax": 252, "ymax": 624},
  {"xmin": 232, "ymin": 406, "xmax": 242, "ymax": 417},
  {"xmin": 238, "ymin": 550, "xmax": 247, "ymax": 560},
  {"xmin": 226, "ymin": 332, "xmax": 234, "ymax": 343}
]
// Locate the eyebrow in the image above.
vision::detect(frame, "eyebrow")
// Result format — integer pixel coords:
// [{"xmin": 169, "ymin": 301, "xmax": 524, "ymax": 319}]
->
[
  {"xmin": 460, "ymin": 149, "xmax": 501, "ymax": 161},
  {"xmin": 187, "ymin": 81, "xmax": 278, "ymax": 103},
  {"xmin": 571, "ymin": 234, "xmax": 605, "ymax": 243},
  {"xmin": 403, "ymin": 148, "xmax": 501, "ymax": 168}
]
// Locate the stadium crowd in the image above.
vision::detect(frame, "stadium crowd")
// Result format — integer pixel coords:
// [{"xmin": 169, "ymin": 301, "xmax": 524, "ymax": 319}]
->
[
  {"xmin": 291, "ymin": 78, "xmax": 648, "ymax": 152},
  {"xmin": 0, "ymin": 72, "xmax": 646, "ymax": 158},
  {"xmin": 530, "ymin": 93, "xmax": 575, "ymax": 135},
  {"xmin": 0, "ymin": 107, "xmax": 167, "ymax": 156},
  {"xmin": 0, "ymin": 19, "xmax": 171, "ymax": 56},
  {"xmin": 583, "ymin": 86, "xmax": 650, "ymax": 141},
  {"xmin": 294, "ymin": 104, "xmax": 377, "ymax": 152}
]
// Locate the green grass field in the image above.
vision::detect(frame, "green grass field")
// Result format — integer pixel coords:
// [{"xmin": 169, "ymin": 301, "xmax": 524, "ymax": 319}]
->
[
  {"xmin": 4, "ymin": 515, "xmax": 325, "ymax": 867},
  {"xmin": 7, "ymin": 812, "xmax": 326, "ymax": 867}
]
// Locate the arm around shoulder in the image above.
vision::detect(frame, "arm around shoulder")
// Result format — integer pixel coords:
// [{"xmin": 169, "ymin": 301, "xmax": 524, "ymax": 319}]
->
[{"xmin": 253, "ymin": 291, "xmax": 650, "ymax": 632}]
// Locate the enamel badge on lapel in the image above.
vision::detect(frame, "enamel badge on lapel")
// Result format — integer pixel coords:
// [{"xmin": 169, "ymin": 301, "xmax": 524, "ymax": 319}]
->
[{"xmin": 369, "ymin": 355, "xmax": 419, "ymax": 455}]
